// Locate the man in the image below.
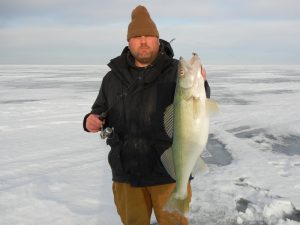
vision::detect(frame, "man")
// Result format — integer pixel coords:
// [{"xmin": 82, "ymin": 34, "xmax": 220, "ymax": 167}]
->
[{"xmin": 83, "ymin": 5, "xmax": 210, "ymax": 225}]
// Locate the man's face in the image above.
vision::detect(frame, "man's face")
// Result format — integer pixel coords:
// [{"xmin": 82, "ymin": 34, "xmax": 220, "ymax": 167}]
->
[{"xmin": 128, "ymin": 36, "xmax": 160, "ymax": 67}]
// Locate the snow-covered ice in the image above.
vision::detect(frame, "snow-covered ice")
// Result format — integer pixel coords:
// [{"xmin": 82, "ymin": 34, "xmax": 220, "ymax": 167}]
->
[{"xmin": 0, "ymin": 65, "xmax": 299, "ymax": 225}]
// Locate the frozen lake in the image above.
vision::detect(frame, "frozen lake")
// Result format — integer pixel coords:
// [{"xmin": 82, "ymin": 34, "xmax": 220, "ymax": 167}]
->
[{"xmin": 0, "ymin": 65, "xmax": 300, "ymax": 225}]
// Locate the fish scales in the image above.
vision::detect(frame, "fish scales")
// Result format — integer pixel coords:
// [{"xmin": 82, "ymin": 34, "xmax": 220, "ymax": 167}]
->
[{"xmin": 161, "ymin": 53, "xmax": 218, "ymax": 216}]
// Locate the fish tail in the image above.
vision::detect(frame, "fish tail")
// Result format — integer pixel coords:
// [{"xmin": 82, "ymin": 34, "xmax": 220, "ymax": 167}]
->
[{"xmin": 163, "ymin": 192, "xmax": 189, "ymax": 217}]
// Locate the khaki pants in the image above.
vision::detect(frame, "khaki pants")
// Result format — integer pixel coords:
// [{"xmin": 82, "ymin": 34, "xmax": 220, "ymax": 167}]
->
[{"xmin": 112, "ymin": 182, "xmax": 192, "ymax": 225}]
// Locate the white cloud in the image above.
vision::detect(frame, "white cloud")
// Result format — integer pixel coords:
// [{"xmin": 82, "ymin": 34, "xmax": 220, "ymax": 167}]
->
[
  {"xmin": 2, "ymin": 0, "xmax": 299, "ymax": 26},
  {"xmin": 0, "ymin": 0, "xmax": 299, "ymax": 64},
  {"xmin": 160, "ymin": 19, "xmax": 300, "ymax": 64}
]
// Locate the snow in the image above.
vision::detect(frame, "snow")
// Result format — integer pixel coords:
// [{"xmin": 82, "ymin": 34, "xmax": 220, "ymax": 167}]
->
[{"xmin": 0, "ymin": 65, "xmax": 299, "ymax": 225}]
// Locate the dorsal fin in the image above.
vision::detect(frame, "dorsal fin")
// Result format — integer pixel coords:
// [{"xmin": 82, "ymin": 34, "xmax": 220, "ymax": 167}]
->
[{"xmin": 163, "ymin": 104, "xmax": 174, "ymax": 138}]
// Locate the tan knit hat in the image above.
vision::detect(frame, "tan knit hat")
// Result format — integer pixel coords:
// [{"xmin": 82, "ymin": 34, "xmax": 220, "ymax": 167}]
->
[{"xmin": 127, "ymin": 5, "xmax": 159, "ymax": 41}]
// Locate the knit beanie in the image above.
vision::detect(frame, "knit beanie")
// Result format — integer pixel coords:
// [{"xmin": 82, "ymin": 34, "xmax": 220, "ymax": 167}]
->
[{"xmin": 127, "ymin": 5, "xmax": 159, "ymax": 41}]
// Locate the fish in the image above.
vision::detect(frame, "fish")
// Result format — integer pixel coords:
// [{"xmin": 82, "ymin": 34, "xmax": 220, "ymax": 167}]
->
[{"xmin": 161, "ymin": 53, "xmax": 218, "ymax": 216}]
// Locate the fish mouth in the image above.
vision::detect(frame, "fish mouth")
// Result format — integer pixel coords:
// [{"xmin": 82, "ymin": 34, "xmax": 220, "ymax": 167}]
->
[{"xmin": 190, "ymin": 53, "xmax": 200, "ymax": 65}]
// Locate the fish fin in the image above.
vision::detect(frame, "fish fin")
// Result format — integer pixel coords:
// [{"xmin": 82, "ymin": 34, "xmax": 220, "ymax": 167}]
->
[
  {"xmin": 160, "ymin": 147, "xmax": 176, "ymax": 180},
  {"xmin": 163, "ymin": 104, "xmax": 174, "ymax": 138},
  {"xmin": 164, "ymin": 192, "xmax": 189, "ymax": 217},
  {"xmin": 192, "ymin": 157, "xmax": 209, "ymax": 176},
  {"xmin": 206, "ymin": 99, "xmax": 219, "ymax": 116}
]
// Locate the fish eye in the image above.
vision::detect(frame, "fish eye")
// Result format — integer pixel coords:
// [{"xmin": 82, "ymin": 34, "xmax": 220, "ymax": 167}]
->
[{"xmin": 179, "ymin": 69, "xmax": 184, "ymax": 76}]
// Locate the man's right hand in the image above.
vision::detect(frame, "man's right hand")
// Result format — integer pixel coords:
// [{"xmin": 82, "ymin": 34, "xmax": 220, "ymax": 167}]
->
[{"xmin": 86, "ymin": 114, "xmax": 105, "ymax": 133}]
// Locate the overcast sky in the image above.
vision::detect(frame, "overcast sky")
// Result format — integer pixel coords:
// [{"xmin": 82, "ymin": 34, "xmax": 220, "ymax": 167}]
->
[{"xmin": 0, "ymin": 0, "xmax": 299, "ymax": 65}]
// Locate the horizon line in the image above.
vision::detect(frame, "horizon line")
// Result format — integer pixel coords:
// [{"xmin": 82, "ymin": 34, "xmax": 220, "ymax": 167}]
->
[{"xmin": 1, "ymin": 64, "xmax": 300, "ymax": 66}]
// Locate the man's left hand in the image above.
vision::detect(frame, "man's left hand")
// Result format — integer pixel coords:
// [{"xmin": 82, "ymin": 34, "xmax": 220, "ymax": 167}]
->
[{"xmin": 201, "ymin": 67, "xmax": 207, "ymax": 80}]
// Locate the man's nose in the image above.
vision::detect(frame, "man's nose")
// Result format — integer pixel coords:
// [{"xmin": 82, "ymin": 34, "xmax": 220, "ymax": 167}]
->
[{"xmin": 140, "ymin": 36, "xmax": 146, "ymax": 43}]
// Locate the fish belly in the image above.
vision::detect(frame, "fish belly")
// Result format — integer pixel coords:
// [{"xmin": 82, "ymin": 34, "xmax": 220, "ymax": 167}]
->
[{"xmin": 172, "ymin": 99, "xmax": 209, "ymax": 198}]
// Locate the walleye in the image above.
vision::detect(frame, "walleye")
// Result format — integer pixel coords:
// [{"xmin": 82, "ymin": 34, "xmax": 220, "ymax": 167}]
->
[{"xmin": 161, "ymin": 53, "xmax": 218, "ymax": 216}]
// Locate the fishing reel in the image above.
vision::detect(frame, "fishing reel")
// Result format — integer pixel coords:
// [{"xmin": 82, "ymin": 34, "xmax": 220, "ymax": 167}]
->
[
  {"xmin": 98, "ymin": 111, "xmax": 114, "ymax": 139},
  {"xmin": 100, "ymin": 126, "xmax": 114, "ymax": 139}
]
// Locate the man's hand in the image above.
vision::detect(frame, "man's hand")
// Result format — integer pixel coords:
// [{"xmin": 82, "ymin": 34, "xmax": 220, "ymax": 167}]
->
[
  {"xmin": 201, "ymin": 67, "xmax": 207, "ymax": 80},
  {"xmin": 86, "ymin": 114, "xmax": 105, "ymax": 132}
]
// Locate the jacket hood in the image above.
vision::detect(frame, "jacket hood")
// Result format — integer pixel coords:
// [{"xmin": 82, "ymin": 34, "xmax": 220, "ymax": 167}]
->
[
  {"xmin": 108, "ymin": 39, "xmax": 175, "ymax": 72},
  {"xmin": 119, "ymin": 38, "xmax": 174, "ymax": 58},
  {"xmin": 107, "ymin": 39, "xmax": 177, "ymax": 88}
]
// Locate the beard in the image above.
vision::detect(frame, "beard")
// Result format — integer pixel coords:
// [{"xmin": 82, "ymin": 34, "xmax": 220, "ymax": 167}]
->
[{"xmin": 132, "ymin": 45, "xmax": 157, "ymax": 65}]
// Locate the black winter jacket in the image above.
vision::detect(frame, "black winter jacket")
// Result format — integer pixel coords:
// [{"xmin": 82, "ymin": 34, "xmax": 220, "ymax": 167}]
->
[{"xmin": 84, "ymin": 39, "xmax": 210, "ymax": 187}]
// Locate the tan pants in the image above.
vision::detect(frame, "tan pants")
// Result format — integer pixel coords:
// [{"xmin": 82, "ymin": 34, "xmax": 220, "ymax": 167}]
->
[{"xmin": 112, "ymin": 182, "xmax": 192, "ymax": 225}]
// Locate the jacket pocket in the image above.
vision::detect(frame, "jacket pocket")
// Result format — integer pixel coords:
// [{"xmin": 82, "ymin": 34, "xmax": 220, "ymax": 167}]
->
[{"xmin": 122, "ymin": 136, "xmax": 155, "ymax": 177}]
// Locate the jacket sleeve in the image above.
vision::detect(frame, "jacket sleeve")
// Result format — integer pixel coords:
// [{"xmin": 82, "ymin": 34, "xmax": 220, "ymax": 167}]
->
[
  {"xmin": 91, "ymin": 79, "xmax": 108, "ymax": 115},
  {"xmin": 205, "ymin": 80, "xmax": 211, "ymax": 98},
  {"xmin": 83, "ymin": 75, "xmax": 108, "ymax": 132}
]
